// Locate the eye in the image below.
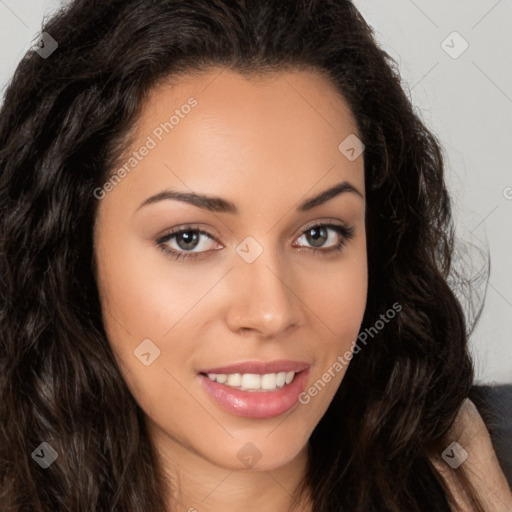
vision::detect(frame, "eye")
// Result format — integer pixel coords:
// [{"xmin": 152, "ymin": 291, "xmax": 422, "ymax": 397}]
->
[
  {"xmin": 293, "ymin": 223, "xmax": 355, "ymax": 255},
  {"xmin": 155, "ymin": 222, "xmax": 355, "ymax": 262},
  {"xmin": 156, "ymin": 227, "xmax": 221, "ymax": 261}
]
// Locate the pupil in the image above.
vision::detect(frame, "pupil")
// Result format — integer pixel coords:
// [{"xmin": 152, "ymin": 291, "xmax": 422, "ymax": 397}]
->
[
  {"xmin": 177, "ymin": 231, "xmax": 199, "ymax": 250},
  {"xmin": 307, "ymin": 227, "xmax": 327, "ymax": 247}
]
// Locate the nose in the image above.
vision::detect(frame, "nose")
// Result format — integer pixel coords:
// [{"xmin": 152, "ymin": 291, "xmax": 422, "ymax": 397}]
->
[{"xmin": 224, "ymin": 246, "xmax": 304, "ymax": 339}]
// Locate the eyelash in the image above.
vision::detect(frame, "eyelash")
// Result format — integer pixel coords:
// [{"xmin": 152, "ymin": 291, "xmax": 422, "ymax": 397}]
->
[{"xmin": 155, "ymin": 222, "xmax": 355, "ymax": 261}]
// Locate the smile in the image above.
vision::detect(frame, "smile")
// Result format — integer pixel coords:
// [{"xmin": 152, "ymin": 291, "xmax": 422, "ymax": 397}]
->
[
  {"xmin": 205, "ymin": 371, "xmax": 297, "ymax": 391},
  {"xmin": 198, "ymin": 361, "xmax": 310, "ymax": 419}
]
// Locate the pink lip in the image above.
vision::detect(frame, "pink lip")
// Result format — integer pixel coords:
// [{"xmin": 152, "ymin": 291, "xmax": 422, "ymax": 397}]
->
[
  {"xmin": 198, "ymin": 359, "xmax": 310, "ymax": 375},
  {"xmin": 198, "ymin": 367, "xmax": 310, "ymax": 419}
]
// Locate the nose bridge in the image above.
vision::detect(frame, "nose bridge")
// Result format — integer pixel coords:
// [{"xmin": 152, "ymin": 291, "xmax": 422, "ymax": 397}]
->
[{"xmin": 225, "ymin": 236, "xmax": 302, "ymax": 336}]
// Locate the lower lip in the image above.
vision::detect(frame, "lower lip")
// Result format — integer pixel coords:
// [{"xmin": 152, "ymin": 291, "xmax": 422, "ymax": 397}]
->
[{"xmin": 198, "ymin": 370, "xmax": 310, "ymax": 419}]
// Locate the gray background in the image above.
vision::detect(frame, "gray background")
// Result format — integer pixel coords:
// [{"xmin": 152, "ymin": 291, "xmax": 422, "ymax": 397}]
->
[{"xmin": 1, "ymin": 0, "xmax": 511, "ymax": 384}]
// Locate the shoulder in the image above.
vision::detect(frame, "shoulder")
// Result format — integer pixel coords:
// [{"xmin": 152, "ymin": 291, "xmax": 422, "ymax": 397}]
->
[{"xmin": 430, "ymin": 398, "xmax": 512, "ymax": 511}]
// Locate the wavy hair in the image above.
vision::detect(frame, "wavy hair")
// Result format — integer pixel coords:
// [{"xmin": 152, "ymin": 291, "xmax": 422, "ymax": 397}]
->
[{"xmin": 0, "ymin": 0, "xmax": 483, "ymax": 510}]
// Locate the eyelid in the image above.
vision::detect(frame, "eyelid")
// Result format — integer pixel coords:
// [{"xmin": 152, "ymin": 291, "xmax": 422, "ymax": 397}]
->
[
  {"xmin": 297, "ymin": 218, "xmax": 351, "ymax": 236},
  {"xmin": 156, "ymin": 223, "xmax": 221, "ymax": 244},
  {"xmin": 155, "ymin": 219, "xmax": 349, "ymax": 244},
  {"xmin": 292, "ymin": 222, "xmax": 354, "ymax": 251}
]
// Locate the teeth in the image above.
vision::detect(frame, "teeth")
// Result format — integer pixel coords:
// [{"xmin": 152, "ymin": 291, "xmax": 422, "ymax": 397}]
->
[
  {"xmin": 215, "ymin": 373, "xmax": 227, "ymax": 384},
  {"xmin": 227, "ymin": 373, "xmax": 242, "ymax": 387},
  {"xmin": 261, "ymin": 373, "xmax": 276, "ymax": 390},
  {"xmin": 206, "ymin": 371, "xmax": 298, "ymax": 391}
]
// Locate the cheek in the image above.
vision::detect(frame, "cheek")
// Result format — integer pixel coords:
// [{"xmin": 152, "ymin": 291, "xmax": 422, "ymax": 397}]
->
[
  {"xmin": 94, "ymin": 243, "xmax": 205, "ymax": 425},
  {"xmin": 299, "ymin": 243, "xmax": 367, "ymax": 407},
  {"xmin": 296, "ymin": 253, "xmax": 367, "ymax": 412},
  {"xmin": 93, "ymin": 222, "xmax": 368, "ymax": 471},
  {"xmin": 95, "ymin": 232, "xmax": 219, "ymax": 343},
  {"xmin": 314, "ymin": 268, "xmax": 367, "ymax": 330},
  {"xmin": 97, "ymin": 224, "xmax": 367, "ymax": 382},
  {"xmin": 302, "ymin": 245, "xmax": 368, "ymax": 346}
]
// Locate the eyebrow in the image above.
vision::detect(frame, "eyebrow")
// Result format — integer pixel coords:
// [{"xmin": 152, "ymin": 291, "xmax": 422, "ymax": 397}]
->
[{"xmin": 136, "ymin": 180, "xmax": 363, "ymax": 214}]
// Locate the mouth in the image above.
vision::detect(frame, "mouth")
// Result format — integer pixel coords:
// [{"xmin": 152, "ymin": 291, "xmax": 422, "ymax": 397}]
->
[{"xmin": 197, "ymin": 360, "xmax": 310, "ymax": 419}]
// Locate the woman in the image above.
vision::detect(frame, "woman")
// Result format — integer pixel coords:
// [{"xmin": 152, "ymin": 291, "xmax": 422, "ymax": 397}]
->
[{"xmin": 0, "ymin": 1, "xmax": 510, "ymax": 510}]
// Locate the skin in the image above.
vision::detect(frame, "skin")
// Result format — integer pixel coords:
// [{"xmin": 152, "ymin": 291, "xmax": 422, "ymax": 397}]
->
[
  {"xmin": 431, "ymin": 399, "xmax": 512, "ymax": 511},
  {"xmin": 93, "ymin": 68, "xmax": 368, "ymax": 512}
]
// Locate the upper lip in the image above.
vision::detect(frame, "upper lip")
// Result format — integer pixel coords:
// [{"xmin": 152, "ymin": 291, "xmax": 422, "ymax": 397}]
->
[{"xmin": 199, "ymin": 360, "xmax": 310, "ymax": 375}]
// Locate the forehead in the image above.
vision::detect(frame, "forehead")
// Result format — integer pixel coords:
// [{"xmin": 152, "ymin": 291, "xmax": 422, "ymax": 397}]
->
[
  {"xmin": 136, "ymin": 67, "xmax": 360, "ymax": 148},
  {"xmin": 105, "ymin": 67, "xmax": 364, "ymax": 215}
]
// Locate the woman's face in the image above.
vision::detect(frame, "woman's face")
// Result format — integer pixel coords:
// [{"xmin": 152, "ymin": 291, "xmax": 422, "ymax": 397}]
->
[{"xmin": 94, "ymin": 68, "xmax": 367, "ymax": 473}]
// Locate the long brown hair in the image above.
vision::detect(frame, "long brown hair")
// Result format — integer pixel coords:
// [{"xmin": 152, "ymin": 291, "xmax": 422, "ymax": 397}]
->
[{"xmin": 0, "ymin": 0, "xmax": 485, "ymax": 510}]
